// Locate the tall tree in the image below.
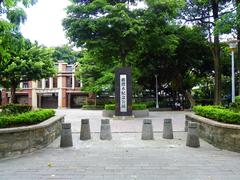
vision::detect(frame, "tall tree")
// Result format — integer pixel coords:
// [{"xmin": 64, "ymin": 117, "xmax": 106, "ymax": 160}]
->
[
  {"xmin": 63, "ymin": 0, "xmax": 144, "ymax": 67},
  {"xmin": 181, "ymin": 0, "xmax": 232, "ymax": 105}
]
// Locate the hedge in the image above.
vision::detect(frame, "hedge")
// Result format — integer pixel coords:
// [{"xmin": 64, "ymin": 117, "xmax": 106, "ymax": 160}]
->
[
  {"xmin": 235, "ymin": 96, "xmax": 240, "ymax": 103},
  {"xmin": 82, "ymin": 105, "xmax": 104, "ymax": 110},
  {"xmin": 0, "ymin": 109, "xmax": 55, "ymax": 128},
  {"xmin": 105, "ymin": 103, "xmax": 147, "ymax": 110},
  {"xmin": 1, "ymin": 104, "xmax": 32, "ymax": 115},
  {"xmin": 193, "ymin": 105, "xmax": 240, "ymax": 124}
]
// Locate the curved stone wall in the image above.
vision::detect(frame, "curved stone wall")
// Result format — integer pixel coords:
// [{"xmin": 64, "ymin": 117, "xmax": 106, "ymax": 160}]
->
[
  {"xmin": 102, "ymin": 110, "xmax": 149, "ymax": 118},
  {"xmin": 0, "ymin": 115, "xmax": 64, "ymax": 159},
  {"xmin": 186, "ymin": 114, "xmax": 240, "ymax": 153}
]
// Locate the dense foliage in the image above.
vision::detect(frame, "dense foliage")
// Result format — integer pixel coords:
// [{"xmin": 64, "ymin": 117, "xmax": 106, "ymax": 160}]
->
[
  {"xmin": 64, "ymin": 0, "xmax": 213, "ymax": 107},
  {"xmin": 0, "ymin": 109, "xmax": 55, "ymax": 128},
  {"xmin": 193, "ymin": 105, "xmax": 240, "ymax": 124},
  {"xmin": 82, "ymin": 104, "xmax": 104, "ymax": 110},
  {"xmin": 51, "ymin": 45, "xmax": 82, "ymax": 64},
  {"xmin": 1, "ymin": 104, "xmax": 32, "ymax": 114}
]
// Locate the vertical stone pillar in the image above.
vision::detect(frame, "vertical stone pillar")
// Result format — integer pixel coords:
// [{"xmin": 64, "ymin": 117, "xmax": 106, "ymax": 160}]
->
[
  {"xmin": 80, "ymin": 119, "xmax": 91, "ymax": 140},
  {"xmin": 20, "ymin": 82, "xmax": 23, "ymax": 89},
  {"xmin": 115, "ymin": 67, "xmax": 132, "ymax": 116},
  {"xmin": 141, "ymin": 119, "xmax": 154, "ymax": 140},
  {"xmin": 163, "ymin": 119, "xmax": 173, "ymax": 139},
  {"xmin": 60, "ymin": 123, "xmax": 73, "ymax": 148},
  {"xmin": 186, "ymin": 122, "xmax": 200, "ymax": 148},
  {"xmin": 100, "ymin": 119, "xmax": 112, "ymax": 140},
  {"xmin": 58, "ymin": 76, "xmax": 63, "ymax": 108},
  {"xmin": 49, "ymin": 77, "xmax": 53, "ymax": 89},
  {"xmin": 42, "ymin": 79, "xmax": 46, "ymax": 89}
]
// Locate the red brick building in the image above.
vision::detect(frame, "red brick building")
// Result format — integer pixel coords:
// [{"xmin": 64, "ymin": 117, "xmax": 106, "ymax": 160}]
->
[{"xmin": 1, "ymin": 61, "xmax": 89, "ymax": 108}]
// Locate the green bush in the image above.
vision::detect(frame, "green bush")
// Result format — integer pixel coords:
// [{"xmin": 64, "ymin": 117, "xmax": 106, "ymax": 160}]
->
[
  {"xmin": 193, "ymin": 105, "xmax": 240, "ymax": 124},
  {"xmin": 105, "ymin": 104, "xmax": 115, "ymax": 110},
  {"xmin": 82, "ymin": 105, "xmax": 104, "ymax": 110},
  {"xmin": 2, "ymin": 104, "xmax": 32, "ymax": 115},
  {"xmin": 235, "ymin": 96, "xmax": 240, "ymax": 103},
  {"xmin": 0, "ymin": 109, "xmax": 55, "ymax": 128},
  {"xmin": 143, "ymin": 101, "xmax": 155, "ymax": 108},
  {"xmin": 229, "ymin": 102, "xmax": 240, "ymax": 112},
  {"xmin": 104, "ymin": 103, "xmax": 147, "ymax": 110},
  {"xmin": 132, "ymin": 103, "xmax": 147, "ymax": 110}
]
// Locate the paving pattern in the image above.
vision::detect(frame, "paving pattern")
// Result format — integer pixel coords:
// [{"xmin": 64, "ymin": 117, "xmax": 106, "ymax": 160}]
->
[{"xmin": 0, "ymin": 110, "xmax": 240, "ymax": 180}]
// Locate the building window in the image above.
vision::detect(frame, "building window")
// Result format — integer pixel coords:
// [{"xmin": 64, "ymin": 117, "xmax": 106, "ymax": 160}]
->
[
  {"xmin": 66, "ymin": 77, "xmax": 72, "ymax": 87},
  {"xmin": 66, "ymin": 66, "xmax": 73, "ymax": 72},
  {"xmin": 45, "ymin": 78, "xmax": 49, "ymax": 88},
  {"xmin": 37, "ymin": 80, "xmax": 42, "ymax": 88},
  {"xmin": 22, "ymin": 82, "xmax": 29, "ymax": 89},
  {"xmin": 75, "ymin": 79, "xmax": 81, "ymax": 87},
  {"xmin": 53, "ymin": 77, "xmax": 58, "ymax": 88}
]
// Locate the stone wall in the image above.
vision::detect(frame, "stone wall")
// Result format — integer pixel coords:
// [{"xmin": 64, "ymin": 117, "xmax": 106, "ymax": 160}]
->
[
  {"xmin": 0, "ymin": 115, "xmax": 64, "ymax": 159},
  {"xmin": 186, "ymin": 114, "xmax": 240, "ymax": 153}
]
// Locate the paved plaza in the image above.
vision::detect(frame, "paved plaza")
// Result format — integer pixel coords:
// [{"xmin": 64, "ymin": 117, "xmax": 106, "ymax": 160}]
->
[{"xmin": 0, "ymin": 110, "xmax": 240, "ymax": 179}]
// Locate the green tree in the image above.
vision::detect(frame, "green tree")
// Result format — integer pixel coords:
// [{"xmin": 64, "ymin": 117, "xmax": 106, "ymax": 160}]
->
[
  {"xmin": 51, "ymin": 45, "xmax": 82, "ymax": 64},
  {"xmin": 0, "ymin": 32, "xmax": 56, "ymax": 103},
  {"xmin": 181, "ymin": 0, "xmax": 232, "ymax": 105},
  {"xmin": 63, "ymin": 0, "xmax": 144, "ymax": 67}
]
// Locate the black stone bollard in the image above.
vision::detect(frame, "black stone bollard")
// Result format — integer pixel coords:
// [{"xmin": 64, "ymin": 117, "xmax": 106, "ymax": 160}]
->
[
  {"xmin": 80, "ymin": 119, "xmax": 91, "ymax": 140},
  {"xmin": 186, "ymin": 122, "xmax": 200, "ymax": 148},
  {"xmin": 100, "ymin": 119, "xmax": 112, "ymax": 140},
  {"xmin": 163, "ymin": 119, "xmax": 173, "ymax": 139},
  {"xmin": 141, "ymin": 119, "xmax": 154, "ymax": 140},
  {"xmin": 60, "ymin": 123, "xmax": 73, "ymax": 148},
  {"xmin": 185, "ymin": 120, "xmax": 189, "ymax": 132}
]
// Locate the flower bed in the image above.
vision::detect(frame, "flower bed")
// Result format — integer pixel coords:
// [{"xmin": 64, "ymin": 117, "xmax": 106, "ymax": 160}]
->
[
  {"xmin": 0, "ymin": 115, "xmax": 64, "ymax": 159},
  {"xmin": 193, "ymin": 105, "xmax": 240, "ymax": 124},
  {"xmin": 0, "ymin": 109, "xmax": 55, "ymax": 128}
]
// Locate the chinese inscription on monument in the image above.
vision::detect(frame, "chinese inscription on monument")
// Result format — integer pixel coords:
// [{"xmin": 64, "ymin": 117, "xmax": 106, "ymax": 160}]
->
[
  {"xmin": 120, "ymin": 74, "xmax": 127, "ymax": 112},
  {"xmin": 115, "ymin": 67, "xmax": 132, "ymax": 116}
]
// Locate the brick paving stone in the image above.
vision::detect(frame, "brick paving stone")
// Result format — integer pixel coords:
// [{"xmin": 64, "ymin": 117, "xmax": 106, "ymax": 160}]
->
[{"xmin": 0, "ymin": 110, "xmax": 240, "ymax": 179}]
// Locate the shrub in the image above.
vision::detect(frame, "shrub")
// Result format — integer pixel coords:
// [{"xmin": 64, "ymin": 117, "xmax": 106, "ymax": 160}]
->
[
  {"xmin": 229, "ymin": 102, "xmax": 240, "ymax": 112},
  {"xmin": 132, "ymin": 103, "xmax": 147, "ymax": 110},
  {"xmin": 104, "ymin": 103, "xmax": 147, "ymax": 110},
  {"xmin": 193, "ymin": 105, "xmax": 240, "ymax": 124},
  {"xmin": 82, "ymin": 105, "xmax": 104, "ymax": 110},
  {"xmin": 2, "ymin": 104, "xmax": 32, "ymax": 115},
  {"xmin": 105, "ymin": 104, "xmax": 115, "ymax": 110},
  {"xmin": 0, "ymin": 109, "xmax": 55, "ymax": 128},
  {"xmin": 143, "ymin": 101, "xmax": 155, "ymax": 108},
  {"xmin": 235, "ymin": 96, "xmax": 240, "ymax": 103}
]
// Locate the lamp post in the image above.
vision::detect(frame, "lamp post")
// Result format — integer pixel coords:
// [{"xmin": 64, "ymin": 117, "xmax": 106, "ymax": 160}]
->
[
  {"xmin": 155, "ymin": 74, "xmax": 159, "ymax": 108},
  {"xmin": 228, "ymin": 39, "xmax": 239, "ymax": 103}
]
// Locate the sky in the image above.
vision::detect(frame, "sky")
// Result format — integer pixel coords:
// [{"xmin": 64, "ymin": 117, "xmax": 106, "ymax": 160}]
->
[{"xmin": 20, "ymin": 0, "xmax": 71, "ymax": 47}]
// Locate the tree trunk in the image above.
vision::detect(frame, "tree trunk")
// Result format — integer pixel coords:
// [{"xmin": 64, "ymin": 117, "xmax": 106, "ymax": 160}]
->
[
  {"xmin": 212, "ymin": 0, "xmax": 221, "ymax": 105},
  {"xmin": 10, "ymin": 84, "xmax": 17, "ymax": 104},
  {"xmin": 185, "ymin": 90, "xmax": 196, "ymax": 108}
]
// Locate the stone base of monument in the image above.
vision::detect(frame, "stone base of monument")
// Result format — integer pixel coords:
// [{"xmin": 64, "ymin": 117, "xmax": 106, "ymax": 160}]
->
[
  {"xmin": 112, "ymin": 115, "xmax": 135, "ymax": 120},
  {"xmin": 103, "ymin": 110, "xmax": 149, "ymax": 118}
]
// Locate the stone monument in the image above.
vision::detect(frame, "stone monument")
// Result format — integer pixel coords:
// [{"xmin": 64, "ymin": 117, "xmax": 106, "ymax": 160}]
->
[{"xmin": 114, "ymin": 67, "xmax": 133, "ymax": 119}]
